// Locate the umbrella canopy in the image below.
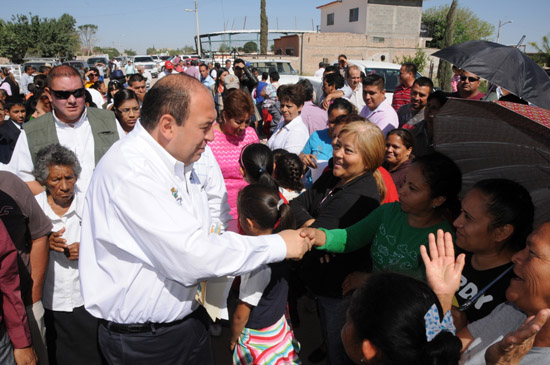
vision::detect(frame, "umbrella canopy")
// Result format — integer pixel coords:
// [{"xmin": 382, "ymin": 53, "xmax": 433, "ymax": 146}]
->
[
  {"xmin": 432, "ymin": 40, "xmax": 550, "ymax": 109},
  {"xmin": 434, "ymin": 98, "xmax": 550, "ymax": 225}
]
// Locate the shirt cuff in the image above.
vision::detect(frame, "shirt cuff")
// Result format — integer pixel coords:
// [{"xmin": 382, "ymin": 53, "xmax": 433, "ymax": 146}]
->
[{"xmin": 265, "ymin": 234, "xmax": 287, "ymax": 262}]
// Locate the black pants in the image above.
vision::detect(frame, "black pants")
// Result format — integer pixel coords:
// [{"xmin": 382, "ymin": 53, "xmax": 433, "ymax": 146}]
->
[
  {"xmin": 98, "ymin": 307, "xmax": 213, "ymax": 365},
  {"xmin": 45, "ymin": 306, "xmax": 104, "ymax": 365}
]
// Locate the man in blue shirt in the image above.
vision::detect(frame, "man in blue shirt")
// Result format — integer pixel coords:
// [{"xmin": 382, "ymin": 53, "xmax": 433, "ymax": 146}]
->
[{"xmin": 199, "ymin": 64, "xmax": 215, "ymax": 88}]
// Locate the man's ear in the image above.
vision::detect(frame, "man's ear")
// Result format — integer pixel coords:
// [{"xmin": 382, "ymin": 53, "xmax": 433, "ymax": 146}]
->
[
  {"xmin": 362, "ymin": 339, "xmax": 377, "ymax": 361},
  {"xmin": 157, "ymin": 114, "xmax": 177, "ymax": 141},
  {"xmin": 45, "ymin": 87, "xmax": 53, "ymax": 103}
]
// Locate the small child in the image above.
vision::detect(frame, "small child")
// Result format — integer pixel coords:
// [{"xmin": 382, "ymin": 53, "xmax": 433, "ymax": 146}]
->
[
  {"xmin": 5, "ymin": 96, "xmax": 26, "ymax": 127},
  {"xmin": 274, "ymin": 152, "xmax": 305, "ymax": 201},
  {"xmin": 239, "ymin": 143, "xmax": 279, "ymax": 191},
  {"xmin": 0, "ymin": 96, "xmax": 26, "ymax": 163},
  {"xmin": 230, "ymin": 184, "xmax": 301, "ymax": 364}
]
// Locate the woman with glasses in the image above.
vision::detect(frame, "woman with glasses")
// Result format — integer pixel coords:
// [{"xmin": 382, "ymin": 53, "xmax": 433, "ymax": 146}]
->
[
  {"xmin": 208, "ymin": 89, "xmax": 259, "ymax": 219},
  {"xmin": 112, "ymin": 89, "xmax": 140, "ymax": 134}
]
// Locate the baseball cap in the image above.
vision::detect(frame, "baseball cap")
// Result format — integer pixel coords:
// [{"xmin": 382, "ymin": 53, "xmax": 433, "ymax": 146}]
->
[
  {"xmin": 165, "ymin": 61, "xmax": 174, "ymax": 70},
  {"xmin": 224, "ymin": 74, "xmax": 240, "ymax": 90}
]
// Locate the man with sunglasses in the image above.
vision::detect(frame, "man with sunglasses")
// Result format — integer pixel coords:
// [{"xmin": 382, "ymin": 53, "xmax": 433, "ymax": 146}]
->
[
  {"xmin": 451, "ymin": 70, "xmax": 485, "ymax": 100},
  {"xmin": 7, "ymin": 65, "xmax": 122, "ymax": 195}
]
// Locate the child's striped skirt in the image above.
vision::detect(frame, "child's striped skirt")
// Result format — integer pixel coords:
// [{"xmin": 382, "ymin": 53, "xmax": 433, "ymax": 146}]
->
[{"xmin": 233, "ymin": 315, "xmax": 301, "ymax": 364}]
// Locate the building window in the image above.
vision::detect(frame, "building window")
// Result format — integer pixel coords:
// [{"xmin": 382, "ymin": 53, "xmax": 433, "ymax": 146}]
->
[
  {"xmin": 327, "ymin": 13, "xmax": 334, "ymax": 26},
  {"xmin": 349, "ymin": 8, "xmax": 359, "ymax": 22},
  {"xmin": 373, "ymin": 36, "xmax": 385, "ymax": 43},
  {"xmin": 285, "ymin": 48, "xmax": 294, "ymax": 56}
]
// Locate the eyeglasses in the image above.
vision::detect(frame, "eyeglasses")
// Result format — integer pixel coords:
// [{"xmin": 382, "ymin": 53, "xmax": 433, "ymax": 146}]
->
[
  {"xmin": 50, "ymin": 88, "xmax": 86, "ymax": 100},
  {"xmin": 118, "ymin": 106, "xmax": 140, "ymax": 114},
  {"xmin": 91, "ymin": 73, "xmax": 99, "ymax": 77},
  {"xmin": 460, "ymin": 76, "xmax": 480, "ymax": 82}
]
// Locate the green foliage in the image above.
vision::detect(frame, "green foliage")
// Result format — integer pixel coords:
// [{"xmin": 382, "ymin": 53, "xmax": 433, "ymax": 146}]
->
[
  {"xmin": 423, "ymin": 5, "xmax": 495, "ymax": 48},
  {"xmin": 124, "ymin": 49, "xmax": 136, "ymax": 56},
  {"xmin": 528, "ymin": 34, "xmax": 550, "ymax": 67},
  {"xmin": 146, "ymin": 47, "xmax": 157, "ymax": 55},
  {"xmin": 242, "ymin": 41, "xmax": 258, "ymax": 53},
  {"xmin": 393, "ymin": 48, "xmax": 428, "ymax": 73},
  {"xmin": 183, "ymin": 45, "xmax": 196, "ymax": 54},
  {"xmin": 218, "ymin": 43, "xmax": 231, "ymax": 52},
  {"xmin": 0, "ymin": 13, "xmax": 79, "ymax": 63},
  {"xmin": 94, "ymin": 47, "xmax": 119, "ymax": 59}
]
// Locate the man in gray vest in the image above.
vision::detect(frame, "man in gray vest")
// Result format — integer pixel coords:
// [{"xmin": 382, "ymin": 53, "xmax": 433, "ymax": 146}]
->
[{"xmin": 7, "ymin": 65, "xmax": 122, "ymax": 194}]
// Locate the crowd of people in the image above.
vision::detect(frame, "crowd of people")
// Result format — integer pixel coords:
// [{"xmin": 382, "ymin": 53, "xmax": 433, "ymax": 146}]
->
[{"xmin": 0, "ymin": 51, "xmax": 546, "ymax": 365}]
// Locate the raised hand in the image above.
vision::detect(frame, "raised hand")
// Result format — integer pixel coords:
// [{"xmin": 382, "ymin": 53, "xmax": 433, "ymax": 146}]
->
[
  {"xmin": 420, "ymin": 229, "xmax": 465, "ymax": 312},
  {"xmin": 299, "ymin": 227, "xmax": 326, "ymax": 247}
]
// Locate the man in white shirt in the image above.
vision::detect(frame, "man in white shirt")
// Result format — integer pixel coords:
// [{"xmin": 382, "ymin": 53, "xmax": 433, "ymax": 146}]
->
[
  {"xmin": 359, "ymin": 74, "xmax": 398, "ymax": 136},
  {"xmin": 7, "ymin": 65, "xmax": 122, "ymax": 195},
  {"xmin": 313, "ymin": 61, "xmax": 325, "ymax": 78},
  {"xmin": 346, "ymin": 65, "xmax": 365, "ymax": 111},
  {"xmin": 79, "ymin": 74, "xmax": 311, "ymax": 363},
  {"xmin": 20, "ymin": 66, "xmax": 35, "ymax": 96}
]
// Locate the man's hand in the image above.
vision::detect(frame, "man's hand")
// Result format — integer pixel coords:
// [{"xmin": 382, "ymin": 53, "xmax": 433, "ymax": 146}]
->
[
  {"xmin": 279, "ymin": 229, "xmax": 313, "ymax": 260},
  {"xmin": 420, "ymin": 229, "xmax": 465, "ymax": 312},
  {"xmin": 66, "ymin": 242, "xmax": 80, "ymax": 260},
  {"xmin": 300, "ymin": 228, "xmax": 326, "ymax": 247},
  {"xmin": 49, "ymin": 228, "xmax": 67, "ymax": 253},
  {"xmin": 14, "ymin": 346, "xmax": 37, "ymax": 365},
  {"xmin": 485, "ymin": 309, "xmax": 550, "ymax": 365}
]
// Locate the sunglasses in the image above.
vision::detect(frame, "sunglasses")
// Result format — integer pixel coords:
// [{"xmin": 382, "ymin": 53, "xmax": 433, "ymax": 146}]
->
[
  {"xmin": 50, "ymin": 88, "xmax": 86, "ymax": 100},
  {"xmin": 460, "ymin": 76, "xmax": 480, "ymax": 82}
]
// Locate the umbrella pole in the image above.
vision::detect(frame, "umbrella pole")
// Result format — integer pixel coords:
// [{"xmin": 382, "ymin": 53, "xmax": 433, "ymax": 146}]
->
[{"xmin": 482, "ymin": 35, "xmax": 527, "ymax": 101}]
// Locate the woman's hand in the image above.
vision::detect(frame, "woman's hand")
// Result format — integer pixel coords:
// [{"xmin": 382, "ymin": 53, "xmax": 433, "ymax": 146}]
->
[
  {"xmin": 420, "ymin": 229, "xmax": 465, "ymax": 312},
  {"xmin": 342, "ymin": 271, "xmax": 370, "ymax": 296},
  {"xmin": 48, "ymin": 228, "xmax": 67, "ymax": 252},
  {"xmin": 300, "ymin": 228, "xmax": 326, "ymax": 247},
  {"xmin": 300, "ymin": 153, "xmax": 318, "ymax": 169},
  {"xmin": 485, "ymin": 308, "xmax": 550, "ymax": 365}
]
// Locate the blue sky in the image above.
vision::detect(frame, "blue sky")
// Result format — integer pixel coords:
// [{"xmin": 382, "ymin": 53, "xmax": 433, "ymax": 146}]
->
[{"xmin": 2, "ymin": 0, "xmax": 547, "ymax": 54}]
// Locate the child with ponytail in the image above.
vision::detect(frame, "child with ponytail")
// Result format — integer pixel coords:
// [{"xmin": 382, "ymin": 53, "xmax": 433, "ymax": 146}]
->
[{"xmin": 230, "ymin": 184, "xmax": 300, "ymax": 364}]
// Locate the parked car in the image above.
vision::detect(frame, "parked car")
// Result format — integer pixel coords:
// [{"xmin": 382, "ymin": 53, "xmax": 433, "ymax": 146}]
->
[
  {"xmin": 133, "ymin": 55, "xmax": 159, "ymax": 78},
  {"xmin": 62, "ymin": 60, "xmax": 88, "ymax": 70},
  {"xmin": 23, "ymin": 58, "xmax": 59, "ymax": 74},
  {"xmin": 87, "ymin": 57, "xmax": 109, "ymax": 67},
  {"xmin": 246, "ymin": 60, "xmax": 300, "ymax": 86}
]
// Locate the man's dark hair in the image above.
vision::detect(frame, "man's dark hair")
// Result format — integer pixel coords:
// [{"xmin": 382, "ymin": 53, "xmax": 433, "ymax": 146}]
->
[
  {"xmin": 234, "ymin": 58, "xmax": 245, "ymax": 65},
  {"xmin": 128, "ymin": 73, "xmax": 145, "ymax": 87},
  {"xmin": 323, "ymin": 65, "xmax": 339, "ymax": 75},
  {"xmin": 319, "ymin": 61, "xmax": 325, "ymax": 68},
  {"xmin": 140, "ymin": 74, "xmax": 197, "ymax": 131},
  {"xmin": 402, "ymin": 62, "xmax": 417, "ymax": 76},
  {"xmin": 90, "ymin": 67, "xmax": 99, "ymax": 74},
  {"xmin": 324, "ymin": 72, "xmax": 345, "ymax": 89},
  {"xmin": 413, "ymin": 77, "xmax": 434, "ymax": 90},
  {"xmin": 46, "ymin": 65, "xmax": 83, "ymax": 88},
  {"xmin": 251, "ymin": 67, "xmax": 258, "ymax": 74},
  {"xmin": 199, "ymin": 63, "xmax": 208, "ymax": 70},
  {"xmin": 214, "ymin": 62, "xmax": 221, "ymax": 69},
  {"xmin": 24, "ymin": 65, "xmax": 32, "ymax": 73},
  {"xmin": 191, "ymin": 59, "xmax": 198, "ymax": 66},
  {"xmin": 362, "ymin": 74, "xmax": 385, "ymax": 90},
  {"xmin": 297, "ymin": 79, "xmax": 314, "ymax": 101},
  {"xmin": 338, "ymin": 54, "xmax": 347, "ymax": 60},
  {"xmin": 261, "ymin": 72, "xmax": 269, "ymax": 81},
  {"xmin": 269, "ymin": 71, "xmax": 280, "ymax": 82}
]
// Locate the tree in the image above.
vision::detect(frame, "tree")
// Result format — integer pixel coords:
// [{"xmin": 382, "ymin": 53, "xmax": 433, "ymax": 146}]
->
[
  {"xmin": 0, "ymin": 13, "xmax": 79, "ymax": 63},
  {"xmin": 219, "ymin": 43, "xmax": 230, "ymax": 52},
  {"xmin": 528, "ymin": 34, "xmax": 550, "ymax": 67},
  {"xmin": 183, "ymin": 45, "xmax": 196, "ymax": 54},
  {"xmin": 78, "ymin": 24, "xmax": 98, "ymax": 56},
  {"xmin": 423, "ymin": 4, "xmax": 494, "ymax": 49},
  {"xmin": 436, "ymin": 0, "xmax": 458, "ymax": 91},
  {"xmin": 146, "ymin": 47, "xmax": 157, "ymax": 55},
  {"xmin": 242, "ymin": 41, "xmax": 258, "ymax": 53},
  {"xmin": 124, "ymin": 49, "xmax": 136, "ymax": 56},
  {"xmin": 393, "ymin": 49, "xmax": 428, "ymax": 73},
  {"xmin": 94, "ymin": 46, "xmax": 119, "ymax": 59},
  {"xmin": 260, "ymin": 0, "xmax": 268, "ymax": 54}
]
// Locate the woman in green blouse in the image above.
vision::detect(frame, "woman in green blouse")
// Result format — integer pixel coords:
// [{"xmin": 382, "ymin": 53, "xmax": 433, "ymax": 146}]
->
[{"xmin": 303, "ymin": 152, "xmax": 462, "ymax": 290}]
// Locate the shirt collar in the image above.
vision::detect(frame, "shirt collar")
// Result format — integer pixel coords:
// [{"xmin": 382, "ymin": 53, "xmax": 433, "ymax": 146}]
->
[
  {"xmin": 370, "ymin": 98, "xmax": 389, "ymax": 113},
  {"xmin": 52, "ymin": 107, "xmax": 88, "ymax": 129},
  {"xmin": 133, "ymin": 121, "xmax": 187, "ymax": 180}
]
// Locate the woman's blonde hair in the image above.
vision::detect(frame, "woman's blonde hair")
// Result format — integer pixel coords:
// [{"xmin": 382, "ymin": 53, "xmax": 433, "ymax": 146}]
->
[{"xmin": 338, "ymin": 120, "xmax": 386, "ymax": 201}]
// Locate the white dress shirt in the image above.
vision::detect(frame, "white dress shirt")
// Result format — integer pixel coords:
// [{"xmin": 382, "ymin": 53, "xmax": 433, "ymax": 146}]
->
[
  {"xmin": 7, "ymin": 108, "xmax": 124, "ymax": 194},
  {"xmin": 347, "ymin": 82, "xmax": 365, "ymax": 112},
  {"xmin": 191, "ymin": 145, "xmax": 232, "ymax": 232},
  {"xmin": 359, "ymin": 99, "xmax": 399, "ymax": 137},
  {"xmin": 36, "ymin": 191, "xmax": 84, "ymax": 312},
  {"xmin": 267, "ymin": 115, "xmax": 309, "ymax": 155},
  {"xmin": 79, "ymin": 121, "xmax": 286, "ymax": 324}
]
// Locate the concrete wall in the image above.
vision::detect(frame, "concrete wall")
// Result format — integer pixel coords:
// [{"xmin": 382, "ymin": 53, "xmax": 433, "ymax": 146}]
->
[
  {"xmin": 320, "ymin": 0, "xmax": 367, "ymax": 34},
  {"xmin": 273, "ymin": 35, "xmax": 301, "ymax": 57}
]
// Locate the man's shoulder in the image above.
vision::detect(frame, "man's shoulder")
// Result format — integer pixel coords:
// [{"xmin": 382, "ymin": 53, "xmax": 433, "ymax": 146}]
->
[{"xmin": 23, "ymin": 112, "xmax": 54, "ymax": 131}]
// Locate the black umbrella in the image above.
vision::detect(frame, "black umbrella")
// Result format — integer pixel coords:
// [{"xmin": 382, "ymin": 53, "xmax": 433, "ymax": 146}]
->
[
  {"xmin": 433, "ymin": 98, "xmax": 550, "ymax": 226},
  {"xmin": 432, "ymin": 40, "xmax": 550, "ymax": 109}
]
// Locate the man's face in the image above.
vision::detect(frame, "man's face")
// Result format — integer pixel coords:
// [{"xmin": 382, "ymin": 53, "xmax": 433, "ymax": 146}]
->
[
  {"xmin": 347, "ymin": 68, "xmax": 361, "ymax": 90},
  {"xmin": 363, "ymin": 84, "xmax": 385, "ymax": 110},
  {"xmin": 338, "ymin": 57, "xmax": 347, "ymax": 68},
  {"xmin": 167, "ymin": 88, "xmax": 217, "ymax": 164},
  {"xmin": 46, "ymin": 76, "xmax": 85, "ymax": 124},
  {"xmin": 129, "ymin": 80, "xmax": 146, "ymax": 102},
  {"xmin": 458, "ymin": 71, "xmax": 481, "ymax": 94},
  {"xmin": 8, "ymin": 104, "xmax": 26, "ymax": 124},
  {"xmin": 399, "ymin": 65, "xmax": 413, "ymax": 85},
  {"xmin": 233, "ymin": 62, "xmax": 245, "ymax": 79},
  {"xmin": 322, "ymin": 80, "xmax": 335, "ymax": 96},
  {"xmin": 199, "ymin": 66, "xmax": 209, "ymax": 79},
  {"xmin": 409, "ymin": 84, "xmax": 431, "ymax": 112}
]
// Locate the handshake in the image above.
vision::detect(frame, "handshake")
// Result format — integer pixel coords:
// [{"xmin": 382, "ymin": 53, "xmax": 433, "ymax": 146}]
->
[{"xmin": 278, "ymin": 228, "xmax": 327, "ymax": 260}]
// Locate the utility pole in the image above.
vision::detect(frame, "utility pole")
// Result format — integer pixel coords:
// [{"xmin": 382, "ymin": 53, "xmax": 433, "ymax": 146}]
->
[
  {"xmin": 185, "ymin": 1, "xmax": 202, "ymax": 57},
  {"xmin": 496, "ymin": 19, "xmax": 512, "ymax": 44}
]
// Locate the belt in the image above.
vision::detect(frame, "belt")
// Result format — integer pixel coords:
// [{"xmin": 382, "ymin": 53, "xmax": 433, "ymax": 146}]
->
[{"xmin": 100, "ymin": 311, "xmax": 196, "ymax": 334}]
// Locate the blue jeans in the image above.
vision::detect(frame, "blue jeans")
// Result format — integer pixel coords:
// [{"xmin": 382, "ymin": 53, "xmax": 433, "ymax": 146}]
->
[
  {"xmin": 317, "ymin": 296, "xmax": 354, "ymax": 365},
  {"xmin": 0, "ymin": 324, "xmax": 15, "ymax": 365}
]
